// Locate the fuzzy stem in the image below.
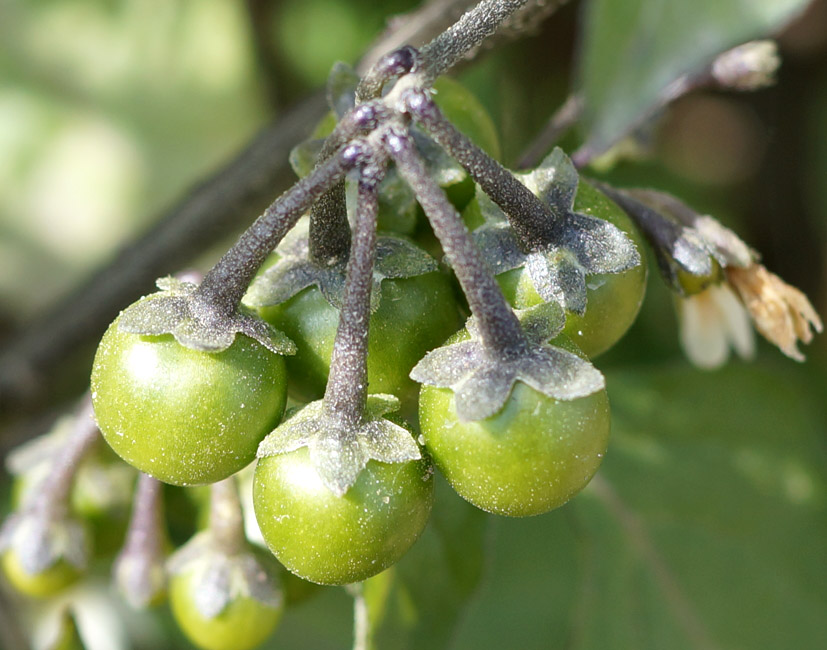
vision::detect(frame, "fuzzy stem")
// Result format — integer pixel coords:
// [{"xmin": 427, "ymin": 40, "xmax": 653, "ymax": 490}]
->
[
  {"xmin": 593, "ymin": 182, "xmax": 686, "ymax": 253},
  {"xmin": 309, "ymin": 103, "xmax": 388, "ymax": 266},
  {"xmin": 417, "ymin": 0, "xmax": 528, "ymax": 84},
  {"xmin": 209, "ymin": 477, "xmax": 246, "ymax": 556},
  {"xmin": 383, "ymin": 127, "xmax": 526, "ymax": 357},
  {"xmin": 356, "ymin": 46, "xmax": 420, "ymax": 103},
  {"xmin": 119, "ymin": 474, "xmax": 164, "ymax": 560},
  {"xmin": 324, "ymin": 159, "xmax": 386, "ymax": 425},
  {"xmin": 308, "ymin": 183, "xmax": 351, "ymax": 266},
  {"xmin": 404, "ymin": 88, "xmax": 556, "ymax": 247},
  {"xmin": 33, "ymin": 395, "xmax": 98, "ymax": 520},
  {"xmin": 194, "ymin": 143, "xmax": 363, "ymax": 316},
  {"xmin": 114, "ymin": 473, "xmax": 166, "ymax": 607}
]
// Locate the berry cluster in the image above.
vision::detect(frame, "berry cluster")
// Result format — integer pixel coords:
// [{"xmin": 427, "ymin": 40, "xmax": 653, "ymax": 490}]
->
[{"xmin": 1, "ymin": 1, "xmax": 821, "ymax": 648}]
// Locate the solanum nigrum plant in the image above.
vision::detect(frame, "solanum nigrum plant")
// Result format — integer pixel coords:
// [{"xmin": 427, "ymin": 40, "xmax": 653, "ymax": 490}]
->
[{"xmin": 0, "ymin": 1, "xmax": 823, "ymax": 649}]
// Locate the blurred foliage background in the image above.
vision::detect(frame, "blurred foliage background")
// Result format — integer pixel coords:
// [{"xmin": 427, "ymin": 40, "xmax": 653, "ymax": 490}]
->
[{"xmin": 0, "ymin": 0, "xmax": 825, "ymax": 648}]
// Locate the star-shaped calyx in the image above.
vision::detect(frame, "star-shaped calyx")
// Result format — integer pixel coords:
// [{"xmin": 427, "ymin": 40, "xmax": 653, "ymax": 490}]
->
[
  {"xmin": 117, "ymin": 277, "xmax": 296, "ymax": 354},
  {"xmin": 410, "ymin": 302, "xmax": 605, "ymax": 422},
  {"xmin": 243, "ymin": 221, "xmax": 437, "ymax": 313},
  {"xmin": 166, "ymin": 531, "xmax": 281, "ymax": 620},
  {"xmin": 471, "ymin": 148, "xmax": 640, "ymax": 315},
  {"xmin": 257, "ymin": 395, "xmax": 422, "ymax": 496},
  {"xmin": 0, "ymin": 508, "xmax": 90, "ymax": 576}
]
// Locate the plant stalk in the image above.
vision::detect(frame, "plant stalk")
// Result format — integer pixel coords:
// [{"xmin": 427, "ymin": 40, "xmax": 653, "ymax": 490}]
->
[
  {"xmin": 417, "ymin": 0, "xmax": 528, "ymax": 84},
  {"xmin": 209, "ymin": 477, "xmax": 246, "ymax": 556},
  {"xmin": 324, "ymin": 157, "xmax": 387, "ymax": 425},
  {"xmin": 350, "ymin": 582, "xmax": 372, "ymax": 650},
  {"xmin": 404, "ymin": 88, "xmax": 556, "ymax": 247},
  {"xmin": 383, "ymin": 127, "xmax": 527, "ymax": 358},
  {"xmin": 309, "ymin": 103, "xmax": 387, "ymax": 266},
  {"xmin": 194, "ymin": 142, "xmax": 364, "ymax": 317},
  {"xmin": 119, "ymin": 473, "xmax": 165, "ymax": 561},
  {"xmin": 33, "ymin": 394, "xmax": 99, "ymax": 521}
]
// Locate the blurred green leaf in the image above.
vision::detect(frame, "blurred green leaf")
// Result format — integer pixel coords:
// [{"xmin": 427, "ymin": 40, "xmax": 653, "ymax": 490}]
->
[
  {"xmin": 578, "ymin": 0, "xmax": 811, "ymax": 152},
  {"xmin": 450, "ymin": 362, "xmax": 826, "ymax": 649},
  {"xmin": 363, "ymin": 476, "xmax": 488, "ymax": 649}
]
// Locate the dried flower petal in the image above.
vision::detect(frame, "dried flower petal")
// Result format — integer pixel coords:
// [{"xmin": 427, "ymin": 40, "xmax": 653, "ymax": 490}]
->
[{"xmin": 727, "ymin": 264, "xmax": 823, "ymax": 361}]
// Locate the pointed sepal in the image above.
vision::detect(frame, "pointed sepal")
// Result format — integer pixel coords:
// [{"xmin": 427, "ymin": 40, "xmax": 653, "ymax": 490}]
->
[
  {"xmin": 0, "ymin": 510, "xmax": 90, "ymax": 575},
  {"xmin": 244, "ymin": 226, "xmax": 437, "ymax": 313},
  {"xmin": 470, "ymin": 148, "xmax": 640, "ymax": 315},
  {"xmin": 117, "ymin": 277, "xmax": 295, "ymax": 355},
  {"xmin": 410, "ymin": 305, "xmax": 603, "ymax": 422},
  {"xmin": 166, "ymin": 532, "xmax": 281, "ymax": 620},
  {"xmin": 257, "ymin": 395, "xmax": 422, "ymax": 497}
]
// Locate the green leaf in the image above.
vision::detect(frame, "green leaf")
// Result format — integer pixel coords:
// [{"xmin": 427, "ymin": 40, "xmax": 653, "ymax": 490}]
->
[
  {"xmin": 578, "ymin": 0, "xmax": 810, "ymax": 152},
  {"xmin": 450, "ymin": 362, "xmax": 826, "ymax": 649},
  {"xmin": 363, "ymin": 476, "xmax": 489, "ymax": 649}
]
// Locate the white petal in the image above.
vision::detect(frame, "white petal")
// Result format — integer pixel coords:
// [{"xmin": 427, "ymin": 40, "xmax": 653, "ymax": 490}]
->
[
  {"xmin": 710, "ymin": 284, "xmax": 755, "ymax": 361},
  {"xmin": 678, "ymin": 292, "xmax": 730, "ymax": 369}
]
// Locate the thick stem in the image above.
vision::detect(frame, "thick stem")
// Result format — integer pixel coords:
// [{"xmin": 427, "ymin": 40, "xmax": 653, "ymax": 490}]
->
[
  {"xmin": 194, "ymin": 142, "xmax": 364, "ymax": 316},
  {"xmin": 383, "ymin": 127, "xmax": 526, "ymax": 357},
  {"xmin": 119, "ymin": 473, "xmax": 165, "ymax": 560},
  {"xmin": 324, "ymin": 159, "xmax": 386, "ymax": 425},
  {"xmin": 404, "ymin": 88, "xmax": 556, "ymax": 247},
  {"xmin": 309, "ymin": 103, "xmax": 388, "ymax": 266},
  {"xmin": 114, "ymin": 472, "xmax": 167, "ymax": 607},
  {"xmin": 309, "ymin": 183, "xmax": 351, "ymax": 266},
  {"xmin": 417, "ymin": 0, "xmax": 528, "ymax": 84},
  {"xmin": 33, "ymin": 394, "xmax": 99, "ymax": 520},
  {"xmin": 209, "ymin": 477, "xmax": 245, "ymax": 556},
  {"xmin": 356, "ymin": 46, "xmax": 420, "ymax": 103}
]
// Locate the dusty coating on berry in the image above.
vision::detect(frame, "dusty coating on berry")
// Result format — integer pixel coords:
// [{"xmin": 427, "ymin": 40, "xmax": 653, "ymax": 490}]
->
[
  {"xmin": 91, "ymin": 310, "xmax": 288, "ymax": 486},
  {"xmin": 410, "ymin": 306, "xmax": 605, "ymax": 422},
  {"xmin": 169, "ymin": 563, "xmax": 282, "ymax": 650},
  {"xmin": 496, "ymin": 181, "xmax": 648, "ymax": 357},
  {"xmin": 419, "ymin": 364, "xmax": 610, "ymax": 517},
  {"xmin": 253, "ymin": 449, "xmax": 434, "ymax": 585}
]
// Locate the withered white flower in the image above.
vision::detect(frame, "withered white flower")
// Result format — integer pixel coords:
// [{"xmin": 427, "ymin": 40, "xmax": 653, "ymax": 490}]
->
[
  {"xmin": 677, "ymin": 282, "xmax": 755, "ymax": 369},
  {"xmin": 726, "ymin": 263, "xmax": 823, "ymax": 362}
]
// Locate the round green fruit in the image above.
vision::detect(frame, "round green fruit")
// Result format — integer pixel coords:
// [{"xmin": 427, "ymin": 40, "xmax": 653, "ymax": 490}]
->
[
  {"xmin": 253, "ymin": 448, "xmax": 434, "ymax": 586},
  {"xmin": 170, "ymin": 569, "xmax": 282, "ymax": 650},
  {"xmin": 91, "ymin": 310, "xmax": 288, "ymax": 486},
  {"xmin": 418, "ymin": 336, "xmax": 611, "ymax": 517},
  {"xmin": 1, "ymin": 550, "xmax": 81, "ymax": 598},
  {"xmin": 498, "ymin": 182, "xmax": 647, "ymax": 357}
]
